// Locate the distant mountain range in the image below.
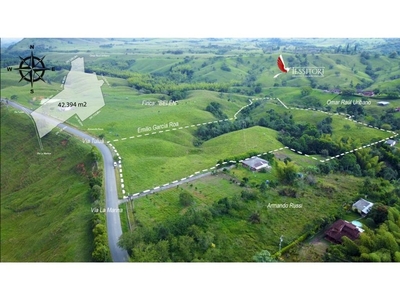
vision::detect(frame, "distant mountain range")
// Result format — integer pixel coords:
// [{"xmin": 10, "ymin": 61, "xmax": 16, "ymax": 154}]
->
[{"xmin": 1, "ymin": 38, "xmax": 23, "ymax": 48}]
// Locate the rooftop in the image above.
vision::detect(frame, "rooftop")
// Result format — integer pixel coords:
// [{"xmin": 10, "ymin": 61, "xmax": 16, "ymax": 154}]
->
[
  {"xmin": 377, "ymin": 101, "xmax": 390, "ymax": 106},
  {"xmin": 352, "ymin": 198, "xmax": 374, "ymax": 215},
  {"xmin": 242, "ymin": 157, "xmax": 270, "ymax": 170},
  {"xmin": 325, "ymin": 219, "xmax": 361, "ymax": 244},
  {"xmin": 385, "ymin": 139, "xmax": 396, "ymax": 146}
]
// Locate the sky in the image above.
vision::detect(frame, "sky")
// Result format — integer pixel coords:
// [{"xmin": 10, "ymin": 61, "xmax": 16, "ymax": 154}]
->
[{"xmin": 1, "ymin": 1, "xmax": 399, "ymax": 38}]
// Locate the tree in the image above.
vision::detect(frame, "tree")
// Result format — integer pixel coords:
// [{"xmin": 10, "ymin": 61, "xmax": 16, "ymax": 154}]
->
[
  {"xmin": 93, "ymin": 223, "xmax": 106, "ymax": 236},
  {"xmin": 259, "ymin": 182, "xmax": 268, "ymax": 193},
  {"xmin": 320, "ymin": 149, "xmax": 329, "ymax": 157},
  {"xmin": 274, "ymin": 160, "xmax": 300, "ymax": 185},
  {"xmin": 301, "ymin": 86, "xmax": 312, "ymax": 96},
  {"xmin": 254, "ymin": 85, "xmax": 262, "ymax": 94},
  {"xmin": 341, "ymin": 88, "xmax": 355, "ymax": 96},
  {"xmin": 92, "ymin": 244, "xmax": 110, "ymax": 262},
  {"xmin": 369, "ymin": 203, "xmax": 389, "ymax": 225},
  {"xmin": 249, "ymin": 212, "xmax": 261, "ymax": 224},
  {"xmin": 253, "ymin": 250, "xmax": 276, "ymax": 262},
  {"xmin": 90, "ymin": 146, "xmax": 101, "ymax": 162},
  {"xmin": 386, "ymin": 91, "xmax": 399, "ymax": 99},
  {"xmin": 339, "ymin": 154, "xmax": 358, "ymax": 172},
  {"xmin": 91, "ymin": 184, "xmax": 102, "ymax": 201},
  {"xmin": 179, "ymin": 191, "xmax": 194, "ymax": 207},
  {"xmin": 342, "ymin": 236, "xmax": 360, "ymax": 257}
]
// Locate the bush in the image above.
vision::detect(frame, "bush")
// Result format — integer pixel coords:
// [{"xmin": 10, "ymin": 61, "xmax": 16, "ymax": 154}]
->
[
  {"xmin": 179, "ymin": 191, "xmax": 194, "ymax": 207},
  {"xmin": 91, "ymin": 185, "xmax": 102, "ymax": 201}
]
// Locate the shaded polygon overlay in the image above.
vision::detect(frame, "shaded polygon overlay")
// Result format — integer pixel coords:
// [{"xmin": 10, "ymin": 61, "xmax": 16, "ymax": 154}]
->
[{"xmin": 31, "ymin": 57, "xmax": 105, "ymax": 138}]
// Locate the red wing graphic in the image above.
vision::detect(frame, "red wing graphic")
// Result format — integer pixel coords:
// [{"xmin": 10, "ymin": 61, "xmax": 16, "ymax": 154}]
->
[{"xmin": 277, "ymin": 55, "xmax": 288, "ymax": 73}]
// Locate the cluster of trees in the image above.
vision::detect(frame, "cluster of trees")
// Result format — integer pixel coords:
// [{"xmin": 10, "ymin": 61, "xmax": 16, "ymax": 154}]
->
[
  {"xmin": 339, "ymin": 87, "xmax": 399, "ymax": 101},
  {"xmin": 205, "ymin": 101, "xmax": 228, "ymax": 119},
  {"xmin": 87, "ymin": 147, "xmax": 111, "ymax": 262},
  {"xmin": 163, "ymin": 49, "xmax": 184, "ymax": 55},
  {"xmin": 118, "ymin": 199, "xmax": 216, "ymax": 262},
  {"xmin": 324, "ymin": 207, "xmax": 400, "ymax": 262},
  {"xmin": 334, "ymin": 44, "xmax": 359, "ymax": 54},
  {"xmin": 99, "ymin": 43, "xmax": 113, "ymax": 48},
  {"xmin": 359, "ymin": 177, "xmax": 400, "ymax": 207},
  {"xmin": 369, "ymin": 145, "xmax": 400, "ymax": 181},
  {"xmin": 196, "ymin": 105, "xmax": 398, "ymax": 182},
  {"xmin": 258, "ymin": 111, "xmax": 394, "ymax": 179},
  {"xmin": 118, "ymin": 189, "xmax": 266, "ymax": 262},
  {"xmin": 127, "ymin": 72, "xmax": 231, "ymax": 96},
  {"xmin": 168, "ymin": 64, "xmax": 194, "ymax": 82},
  {"xmin": 274, "ymin": 160, "xmax": 300, "ymax": 185},
  {"xmin": 220, "ymin": 62, "xmax": 231, "ymax": 72},
  {"xmin": 88, "ymin": 147, "xmax": 103, "ymax": 201},
  {"xmin": 193, "ymin": 101, "xmax": 263, "ymax": 145},
  {"xmin": 193, "ymin": 117, "xmax": 253, "ymax": 146},
  {"xmin": 91, "ymin": 212, "xmax": 111, "ymax": 262},
  {"xmin": 318, "ymin": 141, "xmax": 399, "ymax": 180},
  {"xmin": 374, "ymin": 108, "xmax": 400, "ymax": 130}
]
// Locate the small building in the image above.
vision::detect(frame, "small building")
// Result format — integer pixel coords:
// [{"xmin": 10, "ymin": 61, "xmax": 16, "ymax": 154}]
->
[
  {"xmin": 241, "ymin": 157, "xmax": 271, "ymax": 172},
  {"xmin": 324, "ymin": 219, "xmax": 361, "ymax": 244},
  {"xmin": 360, "ymin": 91, "xmax": 375, "ymax": 97},
  {"xmin": 377, "ymin": 101, "xmax": 390, "ymax": 106},
  {"xmin": 352, "ymin": 198, "xmax": 374, "ymax": 216},
  {"xmin": 329, "ymin": 89, "xmax": 341, "ymax": 94},
  {"xmin": 385, "ymin": 139, "xmax": 397, "ymax": 147}
]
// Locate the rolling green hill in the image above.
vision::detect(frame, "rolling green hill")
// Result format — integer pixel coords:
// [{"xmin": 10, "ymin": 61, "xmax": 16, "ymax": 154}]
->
[
  {"xmin": 114, "ymin": 126, "xmax": 283, "ymax": 193},
  {"xmin": 2, "ymin": 38, "xmax": 399, "ymax": 263},
  {"xmin": 0, "ymin": 104, "xmax": 94, "ymax": 261}
]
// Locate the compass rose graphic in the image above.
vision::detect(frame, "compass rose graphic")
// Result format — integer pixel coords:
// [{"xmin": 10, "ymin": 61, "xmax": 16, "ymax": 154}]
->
[{"xmin": 7, "ymin": 45, "xmax": 54, "ymax": 93}]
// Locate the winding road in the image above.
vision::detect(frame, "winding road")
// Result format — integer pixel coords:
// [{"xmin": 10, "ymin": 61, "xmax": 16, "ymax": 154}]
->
[{"xmin": 2, "ymin": 99, "xmax": 129, "ymax": 262}]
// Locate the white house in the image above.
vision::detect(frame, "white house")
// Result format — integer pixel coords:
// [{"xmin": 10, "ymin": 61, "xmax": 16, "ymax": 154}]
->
[
  {"xmin": 377, "ymin": 101, "xmax": 390, "ymax": 106},
  {"xmin": 352, "ymin": 198, "xmax": 374, "ymax": 216},
  {"xmin": 242, "ymin": 157, "xmax": 271, "ymax": 172},
  {"xmin": 385, "ymin": 139, "xmax": 397, "ymax": 147}
]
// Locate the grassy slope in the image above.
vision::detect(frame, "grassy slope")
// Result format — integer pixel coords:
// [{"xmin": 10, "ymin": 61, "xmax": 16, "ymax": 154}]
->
[
  {"xmin": 0, "ymin": 105, "xmax": 94, "ymax": 262},
  {"xmin": 115, "ymin": 126, "xmax": 284, "ymax": 193},
  {"xmin": 108, "ymin": 91, "xmax": 391, "ymax": 194},
  {"xmin": 130, "ymin": 171, "xmax": 365, "ymax": 261}
]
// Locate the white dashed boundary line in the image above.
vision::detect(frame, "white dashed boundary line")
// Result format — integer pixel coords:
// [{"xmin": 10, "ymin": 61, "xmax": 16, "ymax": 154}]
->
[
  {"xmin": 111, "ymin": 97, "xmax": 268, "ymax": 142},
  {"xmin": 120, "ymin": 130, "xmax": 397, "ymax": 199},
  {"xmin": 109, "ymin": 98, "xmax": 398, "ymax": 198},
  {"xmin": 107, "ymin": 141, "xmax": 126, "ymax": 196}
]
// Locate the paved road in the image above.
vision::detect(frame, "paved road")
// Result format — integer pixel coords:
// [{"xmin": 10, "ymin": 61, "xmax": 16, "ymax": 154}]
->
[{"xmin": 2, "ymin": 99, "xmax": 129, "ymax": 262}]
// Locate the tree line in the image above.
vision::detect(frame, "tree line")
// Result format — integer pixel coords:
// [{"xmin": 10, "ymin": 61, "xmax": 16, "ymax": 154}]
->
[{"xmin": 88, "ymin": 147, "xmax": 111, "ymax": 262}]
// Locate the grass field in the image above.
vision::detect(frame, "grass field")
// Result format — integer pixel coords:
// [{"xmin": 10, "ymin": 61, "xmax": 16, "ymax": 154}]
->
[
  {"xmin": 106, "ymin": 90, "xmax": 393, "ymax": 194},
  {"xmin": 126, "ymin": 170, "xmax": 365, "ymax": 261},
  {"xmin": 0, "ymin": 104, "xmax": 94, "ymax": 261},
  {"xmin": 113, "ymin": 126, "xmax": 284, "ymax": 193}
]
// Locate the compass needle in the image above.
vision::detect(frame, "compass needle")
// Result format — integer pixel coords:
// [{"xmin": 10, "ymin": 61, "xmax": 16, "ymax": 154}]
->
[{"xmin": 12, "ymin": 46, "xmax": 54, "ymax": 92}]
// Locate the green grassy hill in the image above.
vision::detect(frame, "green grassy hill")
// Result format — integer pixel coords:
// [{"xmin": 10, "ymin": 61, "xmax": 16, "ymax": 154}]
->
[
  {"xmin": 115, "ymin": 125, "xmax": 283, "ymax": 193},
  {"xmin": 0, "ymin": 104, "xmax": 94, "ymax": 261}
]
